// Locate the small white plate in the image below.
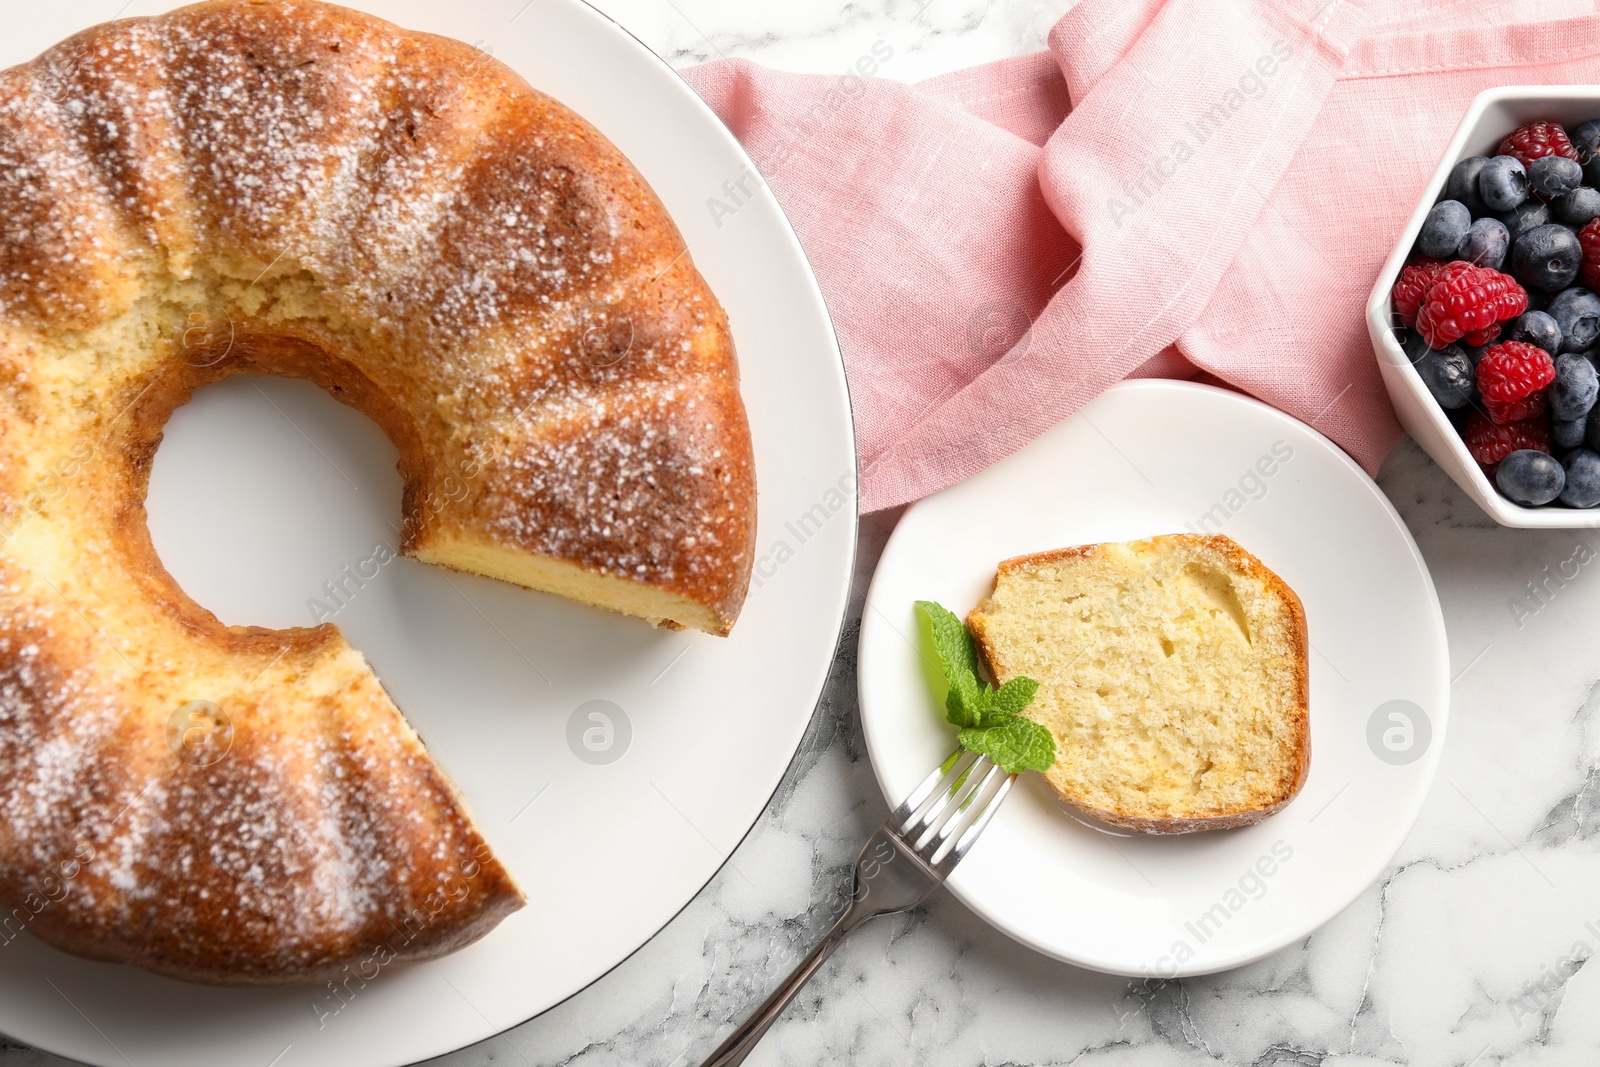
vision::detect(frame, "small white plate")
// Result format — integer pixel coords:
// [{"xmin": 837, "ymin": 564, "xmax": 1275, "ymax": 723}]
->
[
  {"xmin": 858, "ymin": 380, "xmax": 1448, "ymax": 977},
  {"xmin": 0, "ymin": 2, "xmax": 854, "ymax": 1066}
]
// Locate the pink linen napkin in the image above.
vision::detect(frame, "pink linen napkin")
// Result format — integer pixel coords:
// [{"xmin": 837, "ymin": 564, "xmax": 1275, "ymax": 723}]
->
[{"xmin": 684, "ymin": 0, "xmax": 1600, "ymax": 513}]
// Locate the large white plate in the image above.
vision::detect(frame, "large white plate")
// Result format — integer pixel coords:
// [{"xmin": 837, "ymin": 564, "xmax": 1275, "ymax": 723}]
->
[
  {"xmin": 859, "ymin": 381, "xmax": 1447, "ymax": 977},
  {"xmin": 0, "ymin": 3, "xmax": 854, "ymax": 1065}
]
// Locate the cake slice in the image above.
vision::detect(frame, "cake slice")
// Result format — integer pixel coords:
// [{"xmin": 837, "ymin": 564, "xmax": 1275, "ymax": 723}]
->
[{"xmin": 966, "ymin": 534, "xmax": 1309, "ymax": 833}]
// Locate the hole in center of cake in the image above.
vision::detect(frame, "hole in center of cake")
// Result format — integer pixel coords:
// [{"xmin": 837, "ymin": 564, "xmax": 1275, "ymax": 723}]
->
[{"xmin": 146, "ymin": 374, "xmax": 404, "ymax": 629}]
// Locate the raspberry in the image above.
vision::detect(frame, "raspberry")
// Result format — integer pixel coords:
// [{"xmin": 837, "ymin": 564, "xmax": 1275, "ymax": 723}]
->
[
  {"xmin": 1580, "ymin": 217, "xmax": 1600, "ymax": 290},
  {"xmin": 1477, "ymin": 340, "xmax": 1555, "ymax": 423},
  {"xmin": 1413, "ymin": 261, "xmax": 1528, "ymax": 349},
  {"xmin": 1499, "ymin": 122, "xmax": 1580, "ymax": 167},
  {"xmin": 1463, "ymin": 411, "xmax": 1551, "ymax": 470},
  {"xmin": 1392, "ymin": 258, "xmax": 1446, "ymax": 326}
]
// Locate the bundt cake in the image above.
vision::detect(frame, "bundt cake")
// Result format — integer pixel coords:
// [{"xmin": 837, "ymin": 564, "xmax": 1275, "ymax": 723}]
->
[{"xmin": 0, "ymin": 0, "xmax": 755, "ymax": 985}]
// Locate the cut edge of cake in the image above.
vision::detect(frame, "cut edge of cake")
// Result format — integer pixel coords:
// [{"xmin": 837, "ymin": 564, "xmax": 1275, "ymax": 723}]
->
[{"xmin": 415, "ymin": 536, "xmax": 735, "ymax": 636}]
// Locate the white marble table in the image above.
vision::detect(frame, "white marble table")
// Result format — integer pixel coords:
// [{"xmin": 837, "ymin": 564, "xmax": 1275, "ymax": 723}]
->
[{"xmin": 10, "ymin": 2, "xmax": 1600, "ymax": 1065}]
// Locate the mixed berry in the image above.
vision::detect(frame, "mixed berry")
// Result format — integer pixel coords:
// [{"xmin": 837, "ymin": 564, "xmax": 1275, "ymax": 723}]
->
[{"xmin": 1392, "ymin": 120, "xmax": 1600, "ymax": 509}]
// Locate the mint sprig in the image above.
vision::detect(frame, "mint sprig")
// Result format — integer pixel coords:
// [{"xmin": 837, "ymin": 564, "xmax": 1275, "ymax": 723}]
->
[{"xmin": 914, "ymin": 600, "xmax": 1057, "ymax": 775}]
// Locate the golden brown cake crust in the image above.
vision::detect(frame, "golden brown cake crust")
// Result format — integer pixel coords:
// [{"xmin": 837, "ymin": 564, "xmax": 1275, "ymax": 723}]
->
[
  {"xmin": 0, "ymin": 0, "xmax": 753, "ymax": 985},
  {"xmin": 968, "ymin": 534, "xmax": 1310, "ymax": 835}
]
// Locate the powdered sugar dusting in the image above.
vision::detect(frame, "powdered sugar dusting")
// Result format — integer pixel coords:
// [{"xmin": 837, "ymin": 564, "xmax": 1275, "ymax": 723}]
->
[
  {"xmin": 0, "ymin": 559, "xmax": 514, "ymax": 981},
  {"xmin": 0, "ymin": 0, "xmax": 750, "ymax": 984}
]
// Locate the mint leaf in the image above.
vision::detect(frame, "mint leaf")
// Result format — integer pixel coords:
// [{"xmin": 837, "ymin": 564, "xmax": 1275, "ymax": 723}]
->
[
  {"xmin": 915, "ymin": 600, "xmax": 980, "ymax": 679},
  {"xmin": 958, "ymin": 717, "xmax": 1056, "ymax": 775},
  {"xmin": 915, "ymin": 599, "xmax": 1057, "ymax": 775},
  {"xmin": 981, "ymin": 676, "xmax": 1039, "ymax": 727},
  {"xmin": 915, "ymin": 600, "xmax": 985, "ymax": 728}
]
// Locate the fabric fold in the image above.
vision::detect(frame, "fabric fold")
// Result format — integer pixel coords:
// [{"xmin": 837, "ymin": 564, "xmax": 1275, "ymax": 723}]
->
[{"xmin": 682, "ymin": 0, "xmax": 1600, "ymax": 513}]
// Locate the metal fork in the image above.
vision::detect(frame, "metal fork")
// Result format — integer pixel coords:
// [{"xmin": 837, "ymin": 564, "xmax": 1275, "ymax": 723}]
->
[{"xmin": 699, "ymin": 747, "xmax": 1014, "ymax": 1067}]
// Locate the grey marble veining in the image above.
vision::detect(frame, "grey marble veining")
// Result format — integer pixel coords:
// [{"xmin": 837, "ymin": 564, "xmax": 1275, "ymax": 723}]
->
[
  {"xmin": 586, "ymin": 0, "xmax": 1067, "ymax": 83},
  {"xmin": 398, "ymin": 439, "xmax": 1600, "ymax": 1067},
  {"xmin": 12, "ymin": 435, "xmax": 1600, "ymax": 1066},
  {"xmin": 12, "ymin": 1, "xmax": 1600, "ymax": 1064},
  {"xmin": 427, "ymin": 439, "xmax": 1600, "ymax": 1066}
]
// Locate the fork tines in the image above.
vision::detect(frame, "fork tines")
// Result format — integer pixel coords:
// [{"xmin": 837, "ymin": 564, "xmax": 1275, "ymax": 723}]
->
[{"xmin": 890, "ymin": 747, "xmax": 1015, "ymax": 871}]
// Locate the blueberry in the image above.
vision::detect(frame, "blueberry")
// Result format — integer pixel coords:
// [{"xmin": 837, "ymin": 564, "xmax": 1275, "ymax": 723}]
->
[
  {"xmin": 1512, "ymin": 223, "xmax": 1582, "ymax": 291},
  {"xmin": 1554, "ymin": 185, "xmax": 1600, "ymax": 227},
  {"xmin": 1506, "ymin": 309, "xmax": 1562, "ymax": 354},
  {"xmin": 1500, "ymin": 199, "xmax": 1551, "ymax": 242},
  {"xmin": 1577, "ymin": 120, "xmax": 1600, "ymax": 187},
  {"xmin": 1418, "ymin": 200, "xmax": 1471, "ymax": 259},
  {"xmin": 1446, "ymin": 155, "xmax": 1492, "ymax": 215},
  {"xmin": 1416, "ymin": 344, "xmax": 1474, "ymax": 409},
  {"xmin": 1479, "ymin": 155, "xmax": 1529, "ymax": 211},
  {"xmin": 1395, "ymin": 326, "xmax": 1431, "ymax": 365},
  {"xmin": 1586, "ymin": 405, "xmax": 1600, "ymax": 451},
  {"xmin": 1555, "ymin": 417, "xmax": 1588, "ymax": 450},
  {"xmin": 1549, "ymin": 286, "xmax": 1600, "ymax": 351},
  {"xmin": 1553, "ymin": 352, "xmax": 1600, "ymax": 419},
  {"xmin": 1457, "ymin": 217, "xmax": 1509, "ymax": 268},
  {"xmin": 1530, "ymin": 155, "xmax": 1585, "ymax": 201},
  {"xmin": 1561, "ymin": 448, "xmax": 1600, "ymax": 507},
  {"xmin": 1572, "ymin": 120, "xmax": 1600, "ymax": 164},
  {"xmin": 1497, "ymin": 449, "xmax": 1565, "ymax": 506}
]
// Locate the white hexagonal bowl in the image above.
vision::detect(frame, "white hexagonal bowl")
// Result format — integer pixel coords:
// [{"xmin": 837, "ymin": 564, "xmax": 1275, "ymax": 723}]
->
[{"xmin": 1365, "ymin": 85, "xmax": 1600, "ymax": 529}]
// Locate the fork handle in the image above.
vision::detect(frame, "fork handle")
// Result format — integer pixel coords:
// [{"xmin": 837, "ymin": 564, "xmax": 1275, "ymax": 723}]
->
[{"xmin": 699, "ymin": 902, "xmax": 866, "ymax": 1067}]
